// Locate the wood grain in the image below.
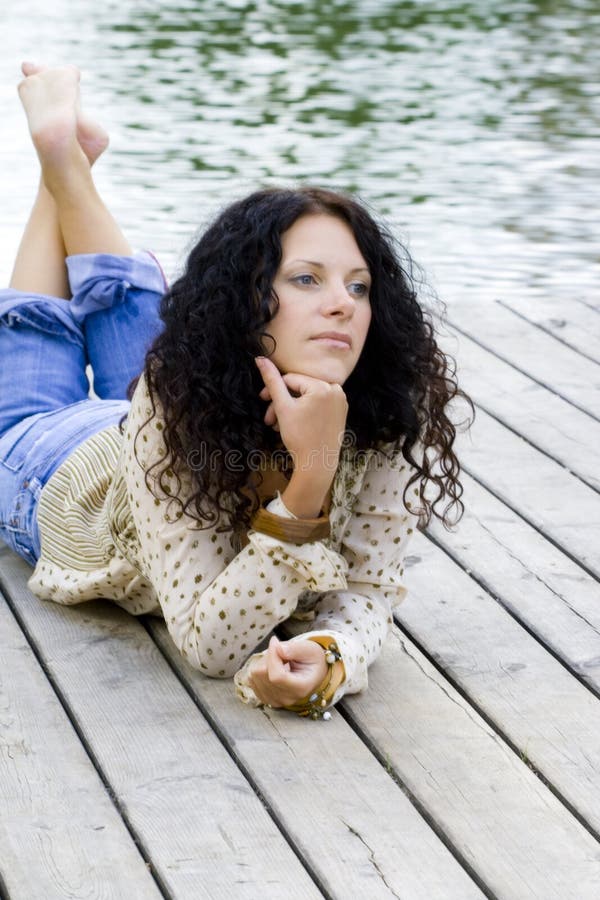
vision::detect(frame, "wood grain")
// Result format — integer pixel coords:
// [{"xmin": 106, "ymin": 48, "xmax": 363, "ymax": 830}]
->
[
  {"xmin": 447, "ymin": 300, "xmax": 600, "ymax": 418},
  {"xmin": 447, "ymin": 327, "xmax": 600, "ymax": 490},
  {"xmin": 344, "ymin": 630, "xmax": 600, "ymax": 900},
  {"xmin": 149, "ymin": 616, "xmax": 484, "ymax": 900},
  {"xmin": 427, "ymin": 473, "xmax": 600, "ymax": 691},
  {"xmin": 456, "ymin": 406, "xmax": 600, "ymax": 578},
  {"xmin": 0, "ymin": 587, "xmax": 162, "ymax": 899},
  {"xmin": 401, "ymin": 532, "xmax": 600, "ymax": 834},
  {"xmin": 0, "ymin": 548, "xmax": 320, "ymax": 900}
]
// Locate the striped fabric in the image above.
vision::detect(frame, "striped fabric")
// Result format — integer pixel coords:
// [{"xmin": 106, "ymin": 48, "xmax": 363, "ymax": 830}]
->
[
  {"xmin": 29, "ymin": 425, "xmax": 158, "ymax": 615},
  {"xmin": 27, "ymin": 373, "xmax": 417, "ymax": 704}
]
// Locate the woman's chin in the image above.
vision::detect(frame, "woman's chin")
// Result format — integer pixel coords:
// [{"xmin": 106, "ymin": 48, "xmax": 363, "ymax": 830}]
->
[{"xmin": 287, "ymin": 361, "xmax": 350, "ymax": 385}]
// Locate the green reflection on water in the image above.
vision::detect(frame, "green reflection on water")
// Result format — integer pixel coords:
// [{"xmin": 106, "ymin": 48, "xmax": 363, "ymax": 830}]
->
[
  {"xmin": 104, "ymin": 0, "xmax": 598, "ymax": 139},
  {"xmin": 88, "ymin": 0, "xmax": 598, "ymax": 299}
]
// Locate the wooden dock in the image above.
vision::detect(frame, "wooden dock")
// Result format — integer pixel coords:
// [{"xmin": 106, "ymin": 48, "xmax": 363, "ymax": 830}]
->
[{"xmin": 1, "ymin": 297, "xmax": 599, "ymax": 899}]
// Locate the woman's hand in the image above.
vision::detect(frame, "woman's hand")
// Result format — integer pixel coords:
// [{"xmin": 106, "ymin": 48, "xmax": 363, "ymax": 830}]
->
[
  {"xmin": 248, "ymin": 635, "xmax": 329, "ymax": 708},
  {"xmin": 255, "ymin": 356, "xmax": 348, "ymax": 475}
]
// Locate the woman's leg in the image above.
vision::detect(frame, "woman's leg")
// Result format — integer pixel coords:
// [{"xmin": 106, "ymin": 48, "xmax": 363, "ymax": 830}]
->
[
  {"xmin": 9, "ymin": 179, "xmax": 69, "ymax": 298},
  {"xmin": 18, "ymin": 63, "xmax": 131, "ymax": 259},
  {"xmin": 9, "ymin": 62, "xmax": 112, "ymax": 298},
  {"xmin": 19, "ymin": 64, "xmax": 164, "ymax": 400},
  {"xmin": 1, "ymin": 66, "xmax": 137, "ymax": 563},
  {"xmin": 0, "ymin": 64, "xmax": 119, "ymax": 435}
]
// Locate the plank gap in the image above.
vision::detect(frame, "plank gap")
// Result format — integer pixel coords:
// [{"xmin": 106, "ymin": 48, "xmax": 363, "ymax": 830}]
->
[
  {"xmin": 461, "ymin": 462, "xmax": 600, "ymax": 583},
  {"xmin": 391, "ymin": 614, "xmax": 600, "ymax": 850},
  {"xmin": 423, "ymin": 529, "xmax": 600, "ymax": 700},
  {"xmin": 470, "ymin": 400, "xmax": 600, "ymax": 497},
  {"xmin": 336, "ymin": 702, "xmax": 498, "ymax": 900},
  {"xmin": 496, "ymin": 301, "xmax": 600, "ymax": 367},
  {"xmin": 140, "ymin": 617, "xmax": 331, "ymax": 900},
  {"xmin": 448, "ymin": 321, "xmax": 600, "ymax": 424},
  {"xmin": 148, "ymin": 616, "xmax": 484, "ymax": 898},
  {"xmin": 575, "ymin": 298, "xmax": 600, "ymax": 315},
  {"xmin": 0, "ymin": 578, "xmax": 173, "ymax": 900},
  {"xmin": 0, "ymin": 869, "xmax": 11, "ymax": 900}
]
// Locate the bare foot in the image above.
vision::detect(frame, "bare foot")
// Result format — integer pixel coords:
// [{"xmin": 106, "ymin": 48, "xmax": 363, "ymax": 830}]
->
[
  {"xmin": 76, "ymin": 113, "xmax": 109, "ymax": 166},
  {"xmin": 21, "ymin": 61, "xmax": 109, "ymax": 165},
  {"xmin": 18, "ymin": 63, "xmax": 88, "ymax": 185}
]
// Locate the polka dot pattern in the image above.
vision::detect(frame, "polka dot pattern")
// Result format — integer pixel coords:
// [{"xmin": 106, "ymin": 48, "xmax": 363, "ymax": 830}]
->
[{"xmin": 29, "ymin": 377, "xmax": 419, "ymax": 708}]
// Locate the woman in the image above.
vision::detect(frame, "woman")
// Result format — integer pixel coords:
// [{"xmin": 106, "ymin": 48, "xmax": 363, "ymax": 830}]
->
[{"xmin": 0, "ymin": 64, "xmax": 468, "ymax": 718}]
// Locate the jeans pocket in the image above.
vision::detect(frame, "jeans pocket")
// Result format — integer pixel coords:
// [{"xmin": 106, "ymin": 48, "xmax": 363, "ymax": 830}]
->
[
  {"xmin": 0, "ymin": 403, "xmax": 91, "ymax": 476},
  {"xmin": 0, "ymin": 417, "xmax": 41, "ymax": 472},
  {"xmin": 0, "ymin": 474, "xmax": 40, "ymax": 564}
]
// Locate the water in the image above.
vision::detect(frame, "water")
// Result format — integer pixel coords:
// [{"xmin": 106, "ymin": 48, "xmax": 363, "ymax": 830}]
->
[{"xmin": 1, "ymin": 0, "xmax": 598, "ymax": 305}]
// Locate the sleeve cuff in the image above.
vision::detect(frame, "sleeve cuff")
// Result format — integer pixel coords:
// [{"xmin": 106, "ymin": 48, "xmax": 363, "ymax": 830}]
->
[
  {"xmin": 234, "ymin": 652, "xmax": 265, "ymax": 707},
  {"xmin": 233, "ymin": 632, "xmax": 351, "ymax": 712},
  {"xmin": 285, "ymin": 630, "xmax": 365, "ymax": 702},
  {"xmin": 265, "ymin": 491, "xmax": 298, "ymax": 519}
]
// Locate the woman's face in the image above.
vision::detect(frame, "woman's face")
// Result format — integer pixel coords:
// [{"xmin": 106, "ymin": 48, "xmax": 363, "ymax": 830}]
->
[{"xmin": 265, "ymin": 213, "xmax": 372, "ymax": 385}]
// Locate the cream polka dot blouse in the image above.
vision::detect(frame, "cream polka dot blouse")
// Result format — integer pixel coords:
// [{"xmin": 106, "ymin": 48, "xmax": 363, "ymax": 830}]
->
[{"xmin": 29, "ymin": 376, "xmax": 419, "ymax": 710}]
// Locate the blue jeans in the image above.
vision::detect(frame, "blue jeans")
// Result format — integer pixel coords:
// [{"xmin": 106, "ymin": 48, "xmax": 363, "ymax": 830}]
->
[{"xmin": 0, "ymin": 251, "xmax": 165, "ymax": 565}]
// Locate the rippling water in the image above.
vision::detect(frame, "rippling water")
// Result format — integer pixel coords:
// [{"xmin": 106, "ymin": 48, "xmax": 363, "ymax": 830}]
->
[{"xmin": 1, "ymin": 0, "xmax": 598, "ymax": 305}]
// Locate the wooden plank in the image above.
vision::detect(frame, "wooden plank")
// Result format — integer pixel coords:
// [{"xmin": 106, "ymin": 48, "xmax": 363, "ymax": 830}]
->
[
  {"xmin": 576, "ymin": 297, "xmax": 600, "ymax": 314},
  {"xmin": 399, "ymin": 532, "xmax": 600, "ymax": 835},
  {"xmin": 497, "ymin": 297, "xmax": 600, "ymax": 364},
  {"xmin": 0, "ymin": 548, "xmax": 321, "ymax": 900},
  {"xmin": 343, "ymin": 630, "xmax": 600, "ymax": 899},
  {"xmin": 149, "ymin": 618, "xmax": 485, "ymax": 900},
  {"xmin": 449, "ymin": 329, "xmax": 600, "ymax": 490},
  {"xmin": 427, "ymin": 473, "xmax": 600, "ymax": 692},
  {"xmin": 456, "ymin": 406, "xmax": 600, "ymax": 579},
  {"xmin": 446, "ymin": 301, "xmax": 600, "ymax": 418},
  {"xmin": 0, "ymin": 587, "xmax": 162, "ymax": 900}
]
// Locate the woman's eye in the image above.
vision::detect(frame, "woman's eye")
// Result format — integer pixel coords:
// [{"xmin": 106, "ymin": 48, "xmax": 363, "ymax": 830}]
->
[
  {"xmin": 349, "ymin": 282, "xmax": 369, "ymax": 297},
  {"xmin": 293, "ymin": 274, "xmax": 316, "ymax": 286}
]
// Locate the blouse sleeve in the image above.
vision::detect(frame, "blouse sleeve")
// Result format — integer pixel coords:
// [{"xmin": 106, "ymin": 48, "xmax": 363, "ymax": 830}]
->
[
  {"xmin": 122, "ymin": 377, "xmax": 350, "ymax": 677},
  {"xmin": 234, "ymin": 446, "xmax": 419, "ymax": 707}
]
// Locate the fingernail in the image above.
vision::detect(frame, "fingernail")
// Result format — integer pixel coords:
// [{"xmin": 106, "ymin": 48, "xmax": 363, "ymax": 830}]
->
[{"xmin": 255, "ymin": 356, "xmax": 265, "ymax": 366}]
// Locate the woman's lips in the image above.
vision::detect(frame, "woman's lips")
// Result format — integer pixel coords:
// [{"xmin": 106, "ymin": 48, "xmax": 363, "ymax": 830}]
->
[{"xmin": 311, "ymin": 333, "xmax": 352, "ymax": 349}]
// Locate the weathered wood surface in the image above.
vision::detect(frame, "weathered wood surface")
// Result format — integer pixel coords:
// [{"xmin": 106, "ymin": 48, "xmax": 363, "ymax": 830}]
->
[
  {"xmin": 455, "ymin": 405, "xmax": 600, "ymax": 579},
  {"xmin": 446, "ymin": 300, "xmax": 600, "ymax": 418},
  {"xmin": 154, "ymin": 612, "xmax": 600, "ymax": 898},
  {"xmin": 149, "ymin": 619, "xmax": 485, "ymax": 900},
  {"xmin": 343, "ymin": 632, "xmax": 600, "ymax": 899},
  {"xmin": 401, "ymin": 533, "xmax": 600, "ymax": 835},
  {"xmin": 428, "ymin": 473, "xmax": 600, "ymax": 692},
  {"xmin": 576, "ymin": 297, "xmax": 600, "ymax": 314},
  {"xmin": 496, "ymin": 296, "xmax": 600, "ymax": 364},
  {"xmin": 0, "ymin": 588, "xmax": 163, "ymax": 900},
  {"xmin": 448, "ymin": 327, "xmax": 600, "ymax": 490},
  {"xmin": 1, "ymin": 297, "xmax": 600, "ymax": 899},
  {"xmin": 0, "ymin": 550, "xmax": 321, "ymax": 900}
]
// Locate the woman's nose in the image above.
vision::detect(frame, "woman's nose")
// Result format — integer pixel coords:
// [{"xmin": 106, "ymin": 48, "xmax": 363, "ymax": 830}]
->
[{"xmin": 324, "ymin": 282, "xmax": 354, "ymax": 315}]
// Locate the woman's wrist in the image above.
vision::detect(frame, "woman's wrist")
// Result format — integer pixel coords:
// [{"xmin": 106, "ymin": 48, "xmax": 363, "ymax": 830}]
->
[
  {"xmin": 280, "ymin": 468, "xmax": 334, "ymax": 519},
  {"xmin": 283, "ymin": 638, "xmax": 345, "ymax": 719}
]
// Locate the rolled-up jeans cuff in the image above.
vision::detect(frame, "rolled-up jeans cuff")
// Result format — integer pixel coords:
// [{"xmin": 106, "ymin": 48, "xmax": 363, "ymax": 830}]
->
[{"xmin": 67, "ymin": 251, "xmax": 167, "ymax": 322}]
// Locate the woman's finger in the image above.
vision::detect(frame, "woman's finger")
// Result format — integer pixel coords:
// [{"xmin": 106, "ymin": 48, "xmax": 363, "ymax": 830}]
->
[
  {"xmin": 264, "ymin": 402, "xmax": 277, "ymax": 426},
  {"xmin": 278, "ymin": 638, "xmax": 324, "ymax": 666},
  {"xmin": 262, "ymin": 403, "xmax": 280, "ymax": 432},
  {"xmin": 281, "ymin": 371, "xmax": 340, "ymax": 397},
  {"xmin": 255, "ymin": 357, "xmax": 292, "ymax": 410},
  {"xmin": 266, "ymin": 636, "xmax": 290, "ymax": 684}
]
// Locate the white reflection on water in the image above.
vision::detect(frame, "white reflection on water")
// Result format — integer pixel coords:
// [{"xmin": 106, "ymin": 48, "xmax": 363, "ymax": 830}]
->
[{"xmin": 0, "ymin": 0, "xmax": 598, "ymax": 306}]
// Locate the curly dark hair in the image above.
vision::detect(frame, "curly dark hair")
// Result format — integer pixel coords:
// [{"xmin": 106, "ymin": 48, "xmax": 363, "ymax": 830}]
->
[{"xmin": 135, "ymin": 186, "xmax": 472, "ymax": 535}]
